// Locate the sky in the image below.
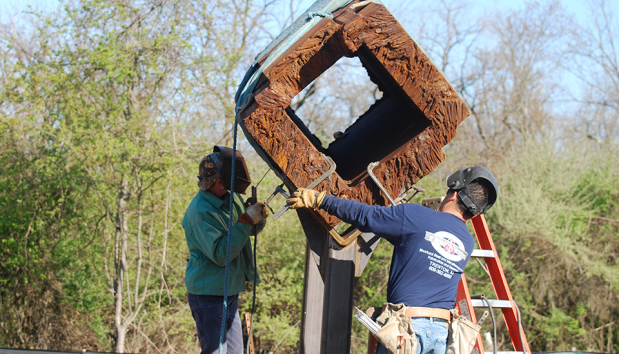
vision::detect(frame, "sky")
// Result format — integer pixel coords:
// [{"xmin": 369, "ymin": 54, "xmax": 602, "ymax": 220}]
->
[
  {"xmin": 1, "ymin": 0, "xmax": 609, "ymax": 104},
  {"xmin": 0, "ymin": 0, "xmax": 613, "ymax": 103},
  {"xmin": 1, "ymin": 0, "xmax": 616, "ymax": 25},
  {"xmin": 1, "ymin": 0, "xmax": 610, "ymax": 89}
]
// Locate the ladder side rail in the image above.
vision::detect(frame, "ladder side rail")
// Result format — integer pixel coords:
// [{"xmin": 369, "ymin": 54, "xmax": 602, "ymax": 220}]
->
[
  {"xmin": 456, "ymin": 274, "xmax": 485, "ymax": 354},
  {"xmin": 470, "ymin": 215, "xmax": 531, "ymax": 354}
]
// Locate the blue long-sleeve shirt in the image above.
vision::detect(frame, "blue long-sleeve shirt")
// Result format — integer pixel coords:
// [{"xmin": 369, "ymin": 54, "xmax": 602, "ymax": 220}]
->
[{"xmin": 321, "ymin": 195, "xmax": 474, "ymax": 309}]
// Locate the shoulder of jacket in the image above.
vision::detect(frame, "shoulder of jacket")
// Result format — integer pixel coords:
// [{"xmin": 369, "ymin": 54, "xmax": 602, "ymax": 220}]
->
[
  {"xmin": 232, "ymin": 192, "xmax": 245, "ymax": 204},
  {"xmin": 195, "ymin": 193, "xmax": 218, "ymax": 213}
]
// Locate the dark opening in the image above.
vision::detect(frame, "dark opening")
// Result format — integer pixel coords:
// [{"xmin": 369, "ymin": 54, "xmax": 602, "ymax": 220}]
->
[
  {"xmin": 327, "ymin": 96, "xmax": 429, "ymax": 181},
  {"xmin": 328, "ymin": 45, "xmax": 430, "ymax": 181},
  {"xmin": 287, "ymin": 45, "xmax": 431, "ymax": 182}
]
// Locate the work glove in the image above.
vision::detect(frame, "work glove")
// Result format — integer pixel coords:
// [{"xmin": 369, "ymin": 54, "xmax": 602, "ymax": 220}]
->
[
  {"xmin": 286, "ymin": 188, "xmax": 326, "ymax": 209},
  {"xmin": 244, "ymin": 202, "xmax": 268, "ymax": 225}
]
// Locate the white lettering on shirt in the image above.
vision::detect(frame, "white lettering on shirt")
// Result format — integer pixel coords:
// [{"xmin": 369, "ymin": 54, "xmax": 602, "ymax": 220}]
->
[{"xmin": 419, "ymin": 247, "xmax": 464, "ymax": 279}]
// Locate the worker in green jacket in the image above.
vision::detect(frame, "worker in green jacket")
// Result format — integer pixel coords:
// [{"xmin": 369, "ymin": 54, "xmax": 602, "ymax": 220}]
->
[{"xmin": 183, "ymin": 146, "xmax": 267, "ymax": 354}]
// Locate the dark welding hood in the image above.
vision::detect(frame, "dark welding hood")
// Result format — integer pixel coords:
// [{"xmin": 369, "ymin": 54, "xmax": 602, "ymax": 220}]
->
[
  {"xmin": 199, "ymin": 146, "xmax": 252, "ymax": 194},
  {"xmin": 446, "ymin": 166, "xmax": 498, "ymax": 216},
  {"xmin": 213, "ymin": 146, "xmax": 252, "ymax": 194}
]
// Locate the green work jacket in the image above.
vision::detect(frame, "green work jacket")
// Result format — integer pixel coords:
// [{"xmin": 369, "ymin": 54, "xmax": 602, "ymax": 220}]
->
[{"xmin": 182, "ymin": 190, "xmax": 264, "ymax": 296}]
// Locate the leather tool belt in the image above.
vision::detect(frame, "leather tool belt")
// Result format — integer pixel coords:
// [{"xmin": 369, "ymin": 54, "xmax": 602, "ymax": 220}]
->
[{"xmin": 404, "ymin": 306, "xmax": 451, "ymax": 321}]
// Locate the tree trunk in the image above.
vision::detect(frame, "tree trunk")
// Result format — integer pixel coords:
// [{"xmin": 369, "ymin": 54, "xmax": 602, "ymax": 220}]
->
[
  {"xmin": 116, "ymin": 324, "xmax": 127, "ymax": 354},
  {"xmin": 114, "ymin": 176, "xmax": 129, "ymax": 353}
]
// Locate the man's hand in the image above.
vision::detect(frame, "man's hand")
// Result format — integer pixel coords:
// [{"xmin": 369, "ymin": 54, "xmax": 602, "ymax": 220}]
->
[
  {"xmin": 244, "ymin": 202, "xmax": 268, "ymax": 225},
  {"xmin": 286, "ymin": 188, "xmax": 326, "ymax": 209}
]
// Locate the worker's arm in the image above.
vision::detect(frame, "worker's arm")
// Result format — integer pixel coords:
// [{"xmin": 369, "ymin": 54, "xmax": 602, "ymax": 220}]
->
[
  {"xmin": 192, "ymin": 211, "xmax": 252, "ymax": 267},
  {"xmin": 320, "ymin": 195, "xmax": 404, "ymax": 239}
]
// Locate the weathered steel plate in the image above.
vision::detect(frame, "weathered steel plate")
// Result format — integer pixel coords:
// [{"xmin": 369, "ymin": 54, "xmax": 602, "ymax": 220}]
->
[{"xmin": 237, "ymin": 1, "xmax": 471, "ymax": 244}]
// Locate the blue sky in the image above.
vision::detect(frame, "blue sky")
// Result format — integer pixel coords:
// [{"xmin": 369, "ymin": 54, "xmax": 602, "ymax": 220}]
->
[
  {"xmin": 1, "ymin": 0, "xmax": 616, "ymax": 25},
  {"xmin": 2, "ymin": 0, "xmax": 608, "ymax": 96}
]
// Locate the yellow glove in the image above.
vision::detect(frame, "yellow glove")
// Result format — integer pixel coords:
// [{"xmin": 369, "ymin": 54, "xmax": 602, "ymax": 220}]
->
[{"xmin": 286, "ymin": 188, "xmax": 326, "ymax": 209}]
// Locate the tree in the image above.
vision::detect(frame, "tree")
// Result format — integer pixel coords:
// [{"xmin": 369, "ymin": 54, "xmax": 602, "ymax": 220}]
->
[
  {"xmin": 1, "ymin": 0, "xmax": 617, "ymax": 352},
  {"xmin": 0, "ymin": 6, "xmax": 104, "ymax": 349},
  {"xmin": 1, "ymin": 0, "xmax": 277, "ymax": 351},
  {"xmin": 569, "ymin": 0, "xmax": 619, "ymax": 146}
]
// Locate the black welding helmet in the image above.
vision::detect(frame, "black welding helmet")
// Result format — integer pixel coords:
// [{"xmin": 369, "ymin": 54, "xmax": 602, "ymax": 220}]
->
[
  {"xmin": 446, "ymin": 166, "xmax": 498, "ymax": 216},
  {"xmin": 198, "ymin": 146, "xmax": 252, "ymax": 194}
]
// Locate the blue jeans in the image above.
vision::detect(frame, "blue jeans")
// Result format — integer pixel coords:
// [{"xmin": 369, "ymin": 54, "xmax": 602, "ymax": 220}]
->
[
  {"xmin": 377, "ymin": 317, "xmax": 449, "ymax": 354},
  {"xmin": 188, "ymin": 293, "xmax": 243, "ymax": 354}
]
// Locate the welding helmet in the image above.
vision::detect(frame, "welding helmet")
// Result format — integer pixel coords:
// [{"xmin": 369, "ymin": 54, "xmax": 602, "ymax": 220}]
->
[
  {"xmin": 198, "ymin": 146, "xmax": 252, "ymax": 194},
  {"xmin": 446, "ymin": 166, "xmax": 498, "ymax": 216}
]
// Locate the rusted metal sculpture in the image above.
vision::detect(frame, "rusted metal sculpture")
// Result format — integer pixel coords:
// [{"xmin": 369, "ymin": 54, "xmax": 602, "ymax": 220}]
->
[
  {"xmin": 235, "ymin": 1, "xmax": 471, "ymax": 352},
  {"xmin": 237, "ymin": 1, "xmax": 470, "ymax": 246}
]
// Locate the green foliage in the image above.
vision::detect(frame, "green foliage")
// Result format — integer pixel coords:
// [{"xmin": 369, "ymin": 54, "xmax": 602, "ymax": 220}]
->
[
  {"xmin": 0, "ymin": 0, "xmax": 618, "ymax": 353},
  {"xmin": 541, "ymin": 308, "xmax": 586, "ymax": 350},
  {"xmin": 0, "ymin": 0, "xmax": 230, "ymax": 351},
  {"xmin": 0, "ymin": 137, "xmax": 104, "ymax": 350},
  {"xmin": 462, "ymin": 139, "xmax": 619, "ymax": 352}
]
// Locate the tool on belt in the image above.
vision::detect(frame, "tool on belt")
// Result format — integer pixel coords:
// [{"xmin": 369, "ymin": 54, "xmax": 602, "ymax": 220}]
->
[{"xmin": 356, "ymin": 304, "xmax": 488, "ymax": 354}]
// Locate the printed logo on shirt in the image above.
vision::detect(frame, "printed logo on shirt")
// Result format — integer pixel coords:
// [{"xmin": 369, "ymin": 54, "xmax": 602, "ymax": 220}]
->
[{"xmin": 424, "ymin": 231, "xmax": 468, "ymax": 262}]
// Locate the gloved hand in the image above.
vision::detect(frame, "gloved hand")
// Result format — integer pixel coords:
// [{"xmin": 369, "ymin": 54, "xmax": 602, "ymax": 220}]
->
[
  {"xmin": 244, "ymin": 202, "xmax": 268, "ymax": 225},
  {"xmin": 286, "ymin": 188, "xmax": 326, "ymax": 209}
]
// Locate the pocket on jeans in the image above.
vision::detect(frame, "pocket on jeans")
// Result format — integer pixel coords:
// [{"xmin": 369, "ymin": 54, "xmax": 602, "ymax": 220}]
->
[
  {"xmin": 435, "ymin": 335, "xmax": 447, "ymax": 354},
  {"xmin": 433, "ymin": 326, "xmax": 448, "ymax": 351}
]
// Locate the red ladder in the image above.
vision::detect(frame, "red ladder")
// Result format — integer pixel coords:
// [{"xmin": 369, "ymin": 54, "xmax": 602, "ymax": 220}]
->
[{"xmin": 456, "ymin": 214, "xmax": 531, "ymax": 354}]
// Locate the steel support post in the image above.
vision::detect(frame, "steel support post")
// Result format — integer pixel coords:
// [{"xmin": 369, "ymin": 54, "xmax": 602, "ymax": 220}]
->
[
  {"xmin": 300, "ymin": 243, "xmax": 324, "ymax": 354},
  {"xmin": 320, "ymin": 238, "xmax": 357, "ymax": 353},
  {"xmin": 298, "ymin": 209, "xmax": 357, "ymax": 354}
]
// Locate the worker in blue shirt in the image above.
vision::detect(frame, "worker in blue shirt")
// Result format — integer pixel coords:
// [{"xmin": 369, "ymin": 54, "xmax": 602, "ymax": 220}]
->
[{"xmin": 287, "ymin": 166, "xmax": 498, "ymax": 354}]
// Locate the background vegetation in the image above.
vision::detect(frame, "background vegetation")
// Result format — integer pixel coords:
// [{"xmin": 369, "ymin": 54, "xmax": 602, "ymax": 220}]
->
[{"xmin": 0, "ymin": 0, "xmax": 617, "ymax": 353}]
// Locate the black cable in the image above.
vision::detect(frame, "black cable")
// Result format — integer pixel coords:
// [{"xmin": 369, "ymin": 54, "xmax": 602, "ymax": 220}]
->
[
  {"xmin": 246, "ymin": 225, "xmax": 258, "ymax": 354},
  {"xmin": 481, "ymin": 294, "xmax": 497, "ymax": 354},
  {"xmin": 514, "ymin": 301, "xmax": 526, "ymax": 354}
]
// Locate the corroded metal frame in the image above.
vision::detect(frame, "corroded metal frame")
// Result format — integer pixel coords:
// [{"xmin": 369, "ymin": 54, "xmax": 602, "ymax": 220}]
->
[{"xmin": 237, "ymin": 1, "xmax": 470, "ymax": 245}]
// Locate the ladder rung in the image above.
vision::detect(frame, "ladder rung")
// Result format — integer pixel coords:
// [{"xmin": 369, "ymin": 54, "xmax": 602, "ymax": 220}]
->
[
  {"xmin": 471, "ymin": 299, "xmax": 512, "ymax": 308},
  {"xmin": 471, "ymin": 249, "xmax": 495, "ymax": 258}
]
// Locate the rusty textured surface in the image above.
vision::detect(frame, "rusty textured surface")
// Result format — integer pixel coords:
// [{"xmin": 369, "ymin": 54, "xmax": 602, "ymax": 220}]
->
[{"xmin": 238, "ymin": 2, "xmax": 471, "ymax": 240}]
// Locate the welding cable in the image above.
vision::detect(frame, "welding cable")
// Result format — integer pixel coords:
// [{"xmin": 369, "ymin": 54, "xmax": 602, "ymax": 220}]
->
[
  {"xmin": 219, "ymin": 117, "xmax": 239, "ymax": 354},
  {"xmin": 514, "ymin": 301, "xmax": 526, "ymax": 354},
  {"xmin": 245, "ymin": 170, "xmax": 272, "ymax": 354},
  {"xmin": 243, "ymin": 163, "xmax": 272, "ymax": 354},
  {"xmin": 246, "ymin": 224, "xmax": 258, "ymax": 354},
  {"xmin": 481, "ymin": 294, "xmax": 497, "ymax": 354}
]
